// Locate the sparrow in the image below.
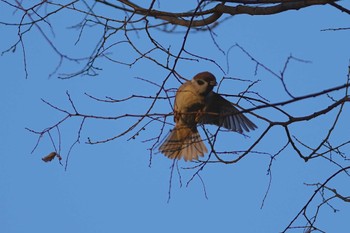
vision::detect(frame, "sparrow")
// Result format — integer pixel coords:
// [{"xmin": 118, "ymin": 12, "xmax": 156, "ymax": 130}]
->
[{"xmin": 159, "ymin": 71, "xmax": 257, "ymax": 161}]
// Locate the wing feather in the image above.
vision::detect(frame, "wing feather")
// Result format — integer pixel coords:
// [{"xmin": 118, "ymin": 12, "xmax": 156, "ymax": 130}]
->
[{"xmin": 200, "ymin": 92, "xmax": 257, "ymax": 133}]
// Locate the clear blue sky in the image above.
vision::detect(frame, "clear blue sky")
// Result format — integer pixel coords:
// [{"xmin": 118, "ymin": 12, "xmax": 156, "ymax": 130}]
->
[{"xmin": 1, "ymin": 2, "xmax": 350, "ymax": 233}]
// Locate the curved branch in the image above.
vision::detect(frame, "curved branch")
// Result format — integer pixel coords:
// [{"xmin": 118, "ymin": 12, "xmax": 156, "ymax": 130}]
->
[
  {"xmin": 282, "ymin": 166, "xmax": 350, "ymax": 232},
  {"xmin": 217, "ymin": 0, "xmax": 336, "ymax": 16},
  {"xmin": 97, "ymin": 0, "xmax": 337, "ymax": 27}
]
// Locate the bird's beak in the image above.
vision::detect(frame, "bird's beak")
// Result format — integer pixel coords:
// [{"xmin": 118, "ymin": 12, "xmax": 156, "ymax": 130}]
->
[{"xmin": 210, "ymin": 80, "xmax": 217, "ymax": 86}]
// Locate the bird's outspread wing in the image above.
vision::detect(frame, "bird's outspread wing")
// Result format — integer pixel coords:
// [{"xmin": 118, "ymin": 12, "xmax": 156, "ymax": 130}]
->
[{"xmin": 200, "ymin": 92, "xmax": 257, "ymax": 133}]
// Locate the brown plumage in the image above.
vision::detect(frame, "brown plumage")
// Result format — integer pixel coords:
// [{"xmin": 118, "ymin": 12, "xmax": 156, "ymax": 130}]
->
[{"xmin": 159, "ymin": 72, "xmax": 257, "ymax": 161}]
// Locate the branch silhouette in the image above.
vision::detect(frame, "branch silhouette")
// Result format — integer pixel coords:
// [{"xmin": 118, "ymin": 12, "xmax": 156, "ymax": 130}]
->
[{"xmin": 2, "ymin": 0, "xmax": 350, "ymax": 232}]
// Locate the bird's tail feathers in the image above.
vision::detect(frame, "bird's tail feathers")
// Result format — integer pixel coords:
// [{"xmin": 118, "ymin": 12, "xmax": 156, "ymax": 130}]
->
[{"xmin": 159, "ymin": 126, "xmax": 207, "ymax": 161}]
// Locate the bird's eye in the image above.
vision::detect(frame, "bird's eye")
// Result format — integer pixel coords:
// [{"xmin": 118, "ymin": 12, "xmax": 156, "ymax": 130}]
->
[{"xmin": 197, "ymin": 80, "xmax": 205, "ymax": 85}]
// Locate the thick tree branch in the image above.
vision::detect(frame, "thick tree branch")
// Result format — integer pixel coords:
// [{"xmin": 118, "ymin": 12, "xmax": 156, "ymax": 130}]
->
[
  {"xmin": 217, "ymin": 0, "xmax": 336, "ymax": 16},
  {"xmin": 96, "ymin": 0, "xmax": 338, "ymax": 27}
]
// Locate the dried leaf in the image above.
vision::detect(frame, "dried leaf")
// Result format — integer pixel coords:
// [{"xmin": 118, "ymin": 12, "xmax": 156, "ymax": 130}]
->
[{"xmin": 42, "ymin": 152, "xmax": 60, "ymax": 162}]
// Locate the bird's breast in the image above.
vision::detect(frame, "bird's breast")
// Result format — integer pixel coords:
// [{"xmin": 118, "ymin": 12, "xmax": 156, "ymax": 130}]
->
[{"xmin": 174, "ymin": 82, "xmax": 205, "ymax": 126}]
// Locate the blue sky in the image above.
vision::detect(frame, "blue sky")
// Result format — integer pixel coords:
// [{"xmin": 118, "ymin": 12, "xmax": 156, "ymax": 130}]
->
[{"xmin": 1, "ymin": 1, "xmax": 350, "ymax": 233}]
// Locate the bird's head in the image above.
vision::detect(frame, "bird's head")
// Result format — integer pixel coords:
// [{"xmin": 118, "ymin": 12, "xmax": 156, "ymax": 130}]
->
[{"xmin": 191, "ymin": 72, "xmax": 217, "ymax": 95}]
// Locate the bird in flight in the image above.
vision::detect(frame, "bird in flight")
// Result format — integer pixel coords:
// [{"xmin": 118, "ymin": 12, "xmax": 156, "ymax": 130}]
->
[{"xmin": 159, "ymin": 71, "xmax": 257, "ymax": 161}]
